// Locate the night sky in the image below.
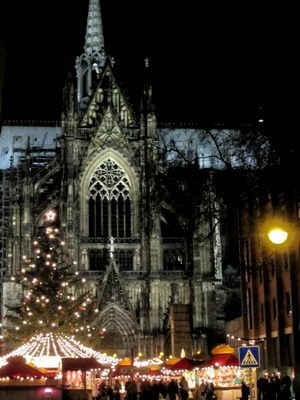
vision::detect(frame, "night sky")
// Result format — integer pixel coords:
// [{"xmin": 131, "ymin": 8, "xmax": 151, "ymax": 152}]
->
[{"xmin": 0, "ymin": 1, "xmax": 297, "ymax": 147}]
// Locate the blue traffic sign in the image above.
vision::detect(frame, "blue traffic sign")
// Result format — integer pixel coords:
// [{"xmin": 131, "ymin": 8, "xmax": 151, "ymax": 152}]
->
[{"xmin": 238, "ymin": 346, "xmax": 260, "ymax": 368}]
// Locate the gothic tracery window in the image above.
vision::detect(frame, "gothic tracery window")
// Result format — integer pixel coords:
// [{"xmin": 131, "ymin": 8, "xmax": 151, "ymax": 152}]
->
[{"xmin": 89, "ymin": 159, "xmax": 131, "ymax": 238}]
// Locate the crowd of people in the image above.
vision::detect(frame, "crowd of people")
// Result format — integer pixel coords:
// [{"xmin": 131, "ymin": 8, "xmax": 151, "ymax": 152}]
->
[
  {"xmin": 92, "ymin": 376, "xmax": 216, "ymax": 400},
  {"xmin": 199, "ymin": 380, "xmax": 216, "ymax": 400},
  {"xmin": 90, "ymin": 371, "xmax": 294, "ymax": 400},
  {"xmin": 257, "ymin": 372, "xmax": 292, "ymax": 400}
]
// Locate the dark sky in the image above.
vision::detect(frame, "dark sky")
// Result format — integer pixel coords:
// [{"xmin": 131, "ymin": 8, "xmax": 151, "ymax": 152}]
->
[{"xmin": 0, "ymin": 1, "xmax": 297, "ymax": 144}]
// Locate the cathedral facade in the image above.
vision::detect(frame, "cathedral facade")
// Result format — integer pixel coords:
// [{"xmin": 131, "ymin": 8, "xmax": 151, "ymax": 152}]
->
[{"xmin": 0, "ymin": 0, "xmax": 249, "ymax": 358}]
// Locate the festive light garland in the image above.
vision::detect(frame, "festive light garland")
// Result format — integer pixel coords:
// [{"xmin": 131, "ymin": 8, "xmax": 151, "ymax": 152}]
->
[
  {"xmin": 226, "ymin": 334, "xmax": 265, "ymax": 344},
  {"xmin": 0, "ymin": 332, "xmax": 120, "ymax": 368}
]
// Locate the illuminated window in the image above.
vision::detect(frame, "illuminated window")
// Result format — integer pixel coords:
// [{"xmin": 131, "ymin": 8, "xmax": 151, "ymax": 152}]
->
[{"xmin": 88, "ymin": 159, "xmax": 131, "ymax": 238}]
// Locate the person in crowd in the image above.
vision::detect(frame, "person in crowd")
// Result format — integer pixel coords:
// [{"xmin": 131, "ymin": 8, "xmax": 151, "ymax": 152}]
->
[
  {"xmin": 140, "ymin": 378, "xmax": 153, "ymax": 400},
  {"xmin": 205, "ymin": 382, "xmax": 216, "ymax": 400},
  {"xmin": 241, "ymin": 381, "xmax": 250, "ymax": 400},
  {"xmin": 107, "ymin": 384, "xmax": 114, "ymax": 400},
  {"xmin": 269, "ymin": 372, "xmax": 281, "ymax": 400},
  {"xmin": 152, "ymin": 379, "xmax": 161, "ymax": 400},
  {"xmin": 257, "ymin": 373, "xmax": 269, "ymax": 400},
  {"xmin": 278, "ymin": 375, "xmax": 292, "ymax": 400},
  {"xmin": 99, "ymin": 380, "xmax": 108, "ymax": 400},
  {"xmin": 126, "ymin": 378, "xmax": 138, "ymax": 400},
  {"xmin": 136, "ymin": 378, "xmax": 142, "ymax": 400},
  {"xmin": 200, "ymin": 379, "xmax": 208, "ymax": 400},
  {"xmin": 158, "ymin": 379, "xmax": 168, "ymax": 399},
  {"xmin": 168, "ymin": 378, "xmax": 179, "ymax": 400},
  {"xmin": 113, "ymin": 379, "xmax": 122, "ymax": 400},
  {"xmin": 179, "ymin": 376, "xmax": 189, "ymax": 400}
]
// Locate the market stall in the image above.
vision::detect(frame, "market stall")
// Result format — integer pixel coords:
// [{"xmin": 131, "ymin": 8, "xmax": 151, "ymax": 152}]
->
[
  {"xmin": 61, "ymin": 357, "xmax": 104, "ymax": 389},
  {"xmin": 0, "ymin": 332, "xmax": 119, "ymax": 400},
  {"xmin": 198, "ymin": 345, "xmax": 246, "ymax": 400},
  {"xmin": 0, "ymin": 356, "xmax": 47, "ymax": 381}
]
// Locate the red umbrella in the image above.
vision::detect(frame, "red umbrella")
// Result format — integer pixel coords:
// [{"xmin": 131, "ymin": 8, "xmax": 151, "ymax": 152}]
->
[
  {"xmin": 166, "ymin": 358, "xmax": 196, "ymax": 371},
  {"xmin": 201, "ymin": 354, "xmax": 239, "ymax": 368},
  {"xmin": 0, "ymin": 357, "xmax": 46, "ymax": 379}
]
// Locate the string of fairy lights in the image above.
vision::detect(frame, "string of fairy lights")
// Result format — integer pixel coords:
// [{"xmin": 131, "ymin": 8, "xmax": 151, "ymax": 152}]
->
[
  {"xmin": 0, "ymin": 332, "xmax": 120, "ymax": 368},
  {"xmin": 226, "ymin": 334, "xmax": 265, "ymax": 345}
]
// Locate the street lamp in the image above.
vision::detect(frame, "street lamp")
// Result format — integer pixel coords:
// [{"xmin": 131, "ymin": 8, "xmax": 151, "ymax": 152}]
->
[{"xmin": 267, "ymin": 228, "xmax": 288, "ymax": 245}]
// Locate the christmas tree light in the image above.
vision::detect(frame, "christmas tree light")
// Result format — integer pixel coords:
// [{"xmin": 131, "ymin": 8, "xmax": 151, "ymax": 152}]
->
[{"xmin": 2, "ymin": 210, "xmax": 104, "ymax": 350}]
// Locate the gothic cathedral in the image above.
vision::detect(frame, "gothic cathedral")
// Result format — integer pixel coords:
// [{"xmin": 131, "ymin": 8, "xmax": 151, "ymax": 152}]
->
[{"xmin": 1, "ymin": 0, "xmax": 235, "ymax": 358}]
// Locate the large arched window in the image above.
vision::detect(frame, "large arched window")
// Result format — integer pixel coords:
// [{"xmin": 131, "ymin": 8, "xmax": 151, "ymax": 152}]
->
[{"xmin": 89, "ymin": 159, "xmax": 131, "ymax": 238}]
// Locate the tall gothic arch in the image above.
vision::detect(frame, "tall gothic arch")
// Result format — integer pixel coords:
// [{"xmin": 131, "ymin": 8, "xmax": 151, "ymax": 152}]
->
[{"xmin": 88, "ymin": 159, "xmax": 132, "ymax": 239}]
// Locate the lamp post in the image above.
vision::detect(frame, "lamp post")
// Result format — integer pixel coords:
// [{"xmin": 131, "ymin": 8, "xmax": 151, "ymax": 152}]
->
[{"xmin": 267, "ymin": 225, "xmax": 300, "ymax": 400}]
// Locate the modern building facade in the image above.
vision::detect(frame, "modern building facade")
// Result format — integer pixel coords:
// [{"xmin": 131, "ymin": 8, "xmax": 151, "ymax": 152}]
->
[{"xmin": 235, "ymin": 169, "xmax": 300, "ymax": 396}]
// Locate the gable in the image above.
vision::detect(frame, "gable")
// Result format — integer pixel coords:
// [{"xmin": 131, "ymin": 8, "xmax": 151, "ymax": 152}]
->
[{"xmin": 80, "ymin": 65, "xmax": 137, "ymax": 129}]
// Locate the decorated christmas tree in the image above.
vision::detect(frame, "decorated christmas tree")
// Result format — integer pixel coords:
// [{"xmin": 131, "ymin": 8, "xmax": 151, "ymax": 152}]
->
[{"xmin": 1, "ymin": 209, "xmax": 102, "ymax": 350}]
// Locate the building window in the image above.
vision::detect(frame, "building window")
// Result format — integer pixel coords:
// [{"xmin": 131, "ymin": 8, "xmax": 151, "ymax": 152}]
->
[
  {"xmin": 286, "ymin": 292, "xmax": 291, "ymax": 316},
  {"xmin": 89, "ymin": 248, "xmax": 108, "ymax": 271},
  {"xmin": 247, "ymin": 288, "xmax": 253, "ymax": 330},
  {"xmin": 283, "ymin": 252, "xmax": 289, "ymax": 271},
  {"xmin": 88, "ymin": 159, "xmax": 131, "ymax": 238},
  {"xmin": 170, "ymin": 283, "xmax": 179, "ymax": 303},
  {"xmin": 273, "ymin": 298, "xmax": 277, "ymax": 320},
  {"xmin": 271, "ymin": 257, "xmax": 276, "ymax": 276},
  {"xmin": 260, "ymin": 303, "xmax": 264, "ymax": 324},
  {"xmin": 259, "ymin": 266, "xmax": 263, "ymax": 284},
  {"xmin": 88, "ymin": 248, "xmax": 133, "ymax": 271},
  {"xmin": 117, "ymin": 250, "xmax": 133, "ymax": 271},
  {"xmin": 163, "ymin": 249, "xmax": 185, "ymax": 270},
  {"xmin": 243, "ymin": 240, "xmax": 252, "ymax": 282}
]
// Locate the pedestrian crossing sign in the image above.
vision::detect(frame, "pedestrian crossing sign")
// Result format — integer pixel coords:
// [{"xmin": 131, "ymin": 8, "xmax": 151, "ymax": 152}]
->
[{"xmin": 238, "ymin": 346, "xmax": 260, "ymax": 368}]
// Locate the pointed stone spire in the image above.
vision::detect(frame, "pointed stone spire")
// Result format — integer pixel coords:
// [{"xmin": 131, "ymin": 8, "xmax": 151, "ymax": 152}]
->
[
  {"xmin": 84, "ymin": 0, "xmax": 105, "ymax": 60},
  {"xmin": 141, "ymin": 57, "xmax": 154, "ymax": 117},
  {"xmin": 76, "ymin": 0, "xmax": 106, "ymax": 110},
  {"xmin": 140, "ymin": 57, "xmax": 156, "ymax": 139}
]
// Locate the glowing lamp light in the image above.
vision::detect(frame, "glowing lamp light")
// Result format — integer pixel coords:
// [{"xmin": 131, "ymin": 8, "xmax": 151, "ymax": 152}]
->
[
  {"xmin": 45, "ymin": 388, "xmax": 52, "ymax": 393},
  {"xmin": 268, "ymin": 228, "xmax": 288, "ymax": 245}
]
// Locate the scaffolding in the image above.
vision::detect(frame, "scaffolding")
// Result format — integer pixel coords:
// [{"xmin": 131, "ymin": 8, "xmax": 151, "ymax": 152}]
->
[{"xmin": 0, "ymin": 170, "xmax": 10, "ymax": 321}]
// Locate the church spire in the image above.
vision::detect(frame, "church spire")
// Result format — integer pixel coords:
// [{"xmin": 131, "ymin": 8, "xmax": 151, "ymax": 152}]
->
[
  {"xmin": 84, "ymin": 0, "xmax": 105, "ymax": 59},
  {"xmin": 76, "ymin": 0, "xmax": 106, "ymax": 111}
]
